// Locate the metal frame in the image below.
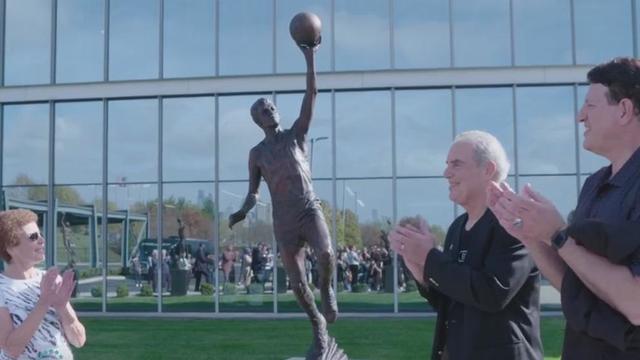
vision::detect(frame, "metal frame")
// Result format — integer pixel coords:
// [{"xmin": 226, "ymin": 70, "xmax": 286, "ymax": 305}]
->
[{"xmin": 0, "ymin": 0, "xmax": 5, "ymax": 87}]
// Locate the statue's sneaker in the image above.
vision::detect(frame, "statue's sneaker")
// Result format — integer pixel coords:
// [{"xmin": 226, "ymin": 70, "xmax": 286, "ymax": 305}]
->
[{"xmin": 322, "ymin": 287, "xmax": 338, "ymax": 323}]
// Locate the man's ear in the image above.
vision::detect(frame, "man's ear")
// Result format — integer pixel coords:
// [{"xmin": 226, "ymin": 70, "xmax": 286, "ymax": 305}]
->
[
  {"xmin": 618, "ymin": 98, "xmax": 637, "ymax": 125},
  {"xmin": 484, "ymin": 160, "xmax": 497, "ymax": 180}
]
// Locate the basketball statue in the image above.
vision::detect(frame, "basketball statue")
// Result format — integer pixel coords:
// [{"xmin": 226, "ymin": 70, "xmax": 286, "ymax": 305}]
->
[{"xmin": 229, "ymin": 12, "xmax": 347, "ymax": 360}]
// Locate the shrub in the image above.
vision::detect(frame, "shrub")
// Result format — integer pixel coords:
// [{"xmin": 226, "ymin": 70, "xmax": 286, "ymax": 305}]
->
[
  {"xmin": 116, "ymin": 284, "xmax": 129, "ymax": 298},
  {"xmin": 90, "ymin": 286, "xmax": 102, "ymax": 298},
  {"xmin": 247, "ymin": 283, "xmax": 264, "ymax": 294},
  {"xmin": 200, "ymin": 283, "xmax": 214, "ymax": 295},
  {"xmin": 351, "ymin": 283, "xmax": 369, "ymax": 293},
  {"xmin": 223, "ymin": 283, "xmax": 237, "ymax": 295},
  {"xmin": 405, "ymin": 280, "xmax": 418, "ymax": 292},
  {"xmin": 139, "ymin": 284, "xmax": 153, "ymax": 297}
]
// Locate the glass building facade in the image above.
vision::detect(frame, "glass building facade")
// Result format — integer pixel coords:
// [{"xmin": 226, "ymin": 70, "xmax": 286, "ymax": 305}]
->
[{"xmin": 0, "ymin": 0, "xmax": 636, "ymax": 314}]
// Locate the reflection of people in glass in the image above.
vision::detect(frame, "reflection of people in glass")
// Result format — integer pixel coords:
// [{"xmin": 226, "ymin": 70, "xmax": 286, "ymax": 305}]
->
[
  {"xmin": 390, "ymin": 131, "xmax": 542, "ymax": 359},
  {"xmin": 0, "ymin": 209, "xmax": 86, "ymax": 359},
  {"xmin": 229, "ymin": 42, "xmax": 338, "ymax": 357},
  {"xmin": 489, "ymin": 58, "xmax": 640, "ymax": 359},
  {"xmin": 193, "ymin": 243, "xmax": 213, "ymax": 292}
]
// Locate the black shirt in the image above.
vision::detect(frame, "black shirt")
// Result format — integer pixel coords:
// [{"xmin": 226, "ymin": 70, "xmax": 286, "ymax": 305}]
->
[{"xmin": 562, "ymin": 146, "xmax": 640, "ymax": 359}]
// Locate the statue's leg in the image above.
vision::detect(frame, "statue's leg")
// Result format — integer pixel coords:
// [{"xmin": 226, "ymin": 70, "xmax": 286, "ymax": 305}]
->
[
  {"xmin": 305, "ymin": 214, "xmax": 338, "ymax": 324},
  {"xmin": 280, "ymin": 245, "xmax": 328, "ymax": 357}
]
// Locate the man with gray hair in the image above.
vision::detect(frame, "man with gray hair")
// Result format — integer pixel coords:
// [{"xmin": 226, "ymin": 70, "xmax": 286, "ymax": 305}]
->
[{"xmin": 390, "ymin": 130, "xmax": 542, "ymax": 359}]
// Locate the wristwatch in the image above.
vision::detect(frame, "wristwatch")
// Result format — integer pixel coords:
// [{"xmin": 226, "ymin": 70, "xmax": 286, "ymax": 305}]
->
[{"xmin": 551, "ymin": 228, "xmax": 569, "ymax": 250}]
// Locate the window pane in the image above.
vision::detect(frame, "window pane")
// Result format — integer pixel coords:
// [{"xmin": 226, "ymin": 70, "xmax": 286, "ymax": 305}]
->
[
  {"xmin": 455, "ymin": 88, "xmax": 515, "ymax": 173},
  {"xmin": 574, "ymin": 0, "xmax": 633, "ymax": 64},
  {"xmin": 218, "ymin": 95, "xmax": 267, "ymax": 181},
  {"xmin": 397, "ymin": 178, "xmax": 452, "ymax": 312},
  {"xmin": 513, "ymin": 0, "xmax": 572, "ymax": 66},
  {"xmin": 396, "ymin": 89, "xmax": 452, "ymax": 176},
  {"xmin": 335, "ymin": 0, "xmax": 390, "ymax": 71},
  {"xmin": 56, "ymin": 0, "xmax": 104, "ymax": 83},
  {"xmin": 276, "ymin": 0, "xmax": 331, "ymax": 73},
  {"xmin": 219, "ymin": 0, "xmax": 273, "ymax": 75},
  {"xmin": 516, "ymin": 86, "xmax": 575, "ymax": 174},
  {"xmin": 576, "ymin": 85, "xmax": 608, "ymax": 174},
  {"xmin": 394, "ymin": 0, "xmax": 450, "ymax": 69},
  {"xmin": 452, "ymin": 0, "xmax": 510, "ymax": 67},
  {"xmin": 336, "ymin": 179, "xmax": 393, "ymax": 311},
  {"xmin": 3, "ymin": 104, "xmax": 49, "ymax": 185},
  {"xmin": 161, "ymin": 182, "xmax": 215, "ymax": 313},
  {"xmin": 336, "ymin": 91, "xmax": 391, "ymax": 177},
  {"xmin": 519, "ymin": 176, "xmax": 577, "ymax": 220},
  {"xmin": 275, "ymin": 92, "xmax": 332, "ymax": 179},
  {"xmin": 4, "ymin": 0, "xmax": 51, "ymax": 85},
  {"xmin": 55, "ymin": 101, "xmax": 103, "ymax": 184},
  {"xmin": 108, "ymin": 100, "xmax": 158, "ymax": 183},
  {"xmin": 106, "ymin": 183, "xmax": 157, "ymax": 312},
  {"xmin": 162, "ymin": 97, "xmax": 215, "ymax": 182},
  {"xmin": 219, "ymin": 181, "xmax": 273, "ymax": 312},
  {"xmin": 163, "ymin": 0, "xmax": 215, "ymax": 78},
  {"xmin": 109, "ymin": 0, "xmax": 159, "ymax": 80}
]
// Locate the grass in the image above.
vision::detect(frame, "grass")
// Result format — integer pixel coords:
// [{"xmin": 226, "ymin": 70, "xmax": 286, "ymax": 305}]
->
[{"xmin": 74, "ymin": 317, "xmax": 566, "ymax": 360}]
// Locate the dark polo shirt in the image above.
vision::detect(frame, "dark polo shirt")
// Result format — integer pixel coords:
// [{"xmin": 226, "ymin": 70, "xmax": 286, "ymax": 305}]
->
[{"xmin": 562, "ymin": 145, "xmax": 640, "ymax": 359}]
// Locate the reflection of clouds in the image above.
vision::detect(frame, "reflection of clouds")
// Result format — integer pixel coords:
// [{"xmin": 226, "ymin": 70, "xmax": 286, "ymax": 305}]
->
[
  {"xmin": 108, "ymin": 100, "xmax": 158, "ymax": 182},
  {"xmin": 164, "ymin": 0, "xmax": 215, "ymax": 77},
  {"xmin": 163, "ymin": 98, "xmax": 215, "ymax": 181},
  {"xmin": 520, "ymin": 176, "xmax": 577, "ymax": 219},
  {"xmin": 395, "ymin": 21, "xmax": 450, "ymax": 68},
  {"xmin": 109, "ymin": 0, "xmax": 159, "ymax": 80},
  {"xmin": 452, "ymin": 0, "xmax": 510, "ymax": 67},
  {"xmin": 56, "ymin": 0, "xmax": 104, "ymax": 82},
  {"xmin": 517, "ymin": 88, "xmax": 575, "ymax": 174},
  {"xmin": 55, "ymin": 103, "xmax": 102, "ymax": 183},
  {"xmin": 334, "ymin": 5, "xmax": 389, "ymax": 70},
  {"xmin": 397, "ymin": 179, "xmax": 453, "ymax": 230},
  {"xmin": 219, "ymin": 96, "xmax": 264, "ymax": 180},
  {"xmin": 3, "ymin": 105, "xmax": 49, "ymax": 184},
  {"xmin": 4, "ymin": 0, "xmax": 51, "ymax": 85},
  {"xmin": 336, "ymin": 92, "xmax": 392, "ymax": 177},
  {"xmin": 339, "ymin": 180, "xmax": 391, "ymax": 223}
]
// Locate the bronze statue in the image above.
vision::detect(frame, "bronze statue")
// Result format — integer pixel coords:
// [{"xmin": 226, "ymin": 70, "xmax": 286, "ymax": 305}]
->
[{"xmin": 229, "ymin": 14, "xmax": 345, "ymax": 360}]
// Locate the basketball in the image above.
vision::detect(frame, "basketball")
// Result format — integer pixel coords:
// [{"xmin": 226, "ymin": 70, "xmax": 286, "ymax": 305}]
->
[{"xmin": 289, "ymin": 12, "xmax": 322, "ymax": 47}]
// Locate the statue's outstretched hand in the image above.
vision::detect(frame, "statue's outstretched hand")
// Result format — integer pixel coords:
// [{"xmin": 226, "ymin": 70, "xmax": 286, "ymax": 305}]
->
[{"xmin": 228, "ymin": 211, "xmax": 246, "ymax": 229}]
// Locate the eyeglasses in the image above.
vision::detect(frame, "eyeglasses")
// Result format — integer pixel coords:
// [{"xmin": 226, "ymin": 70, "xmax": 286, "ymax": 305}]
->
[{"xmin": 27, "ymin": 231, "xmax": 43, "ymax": 241}]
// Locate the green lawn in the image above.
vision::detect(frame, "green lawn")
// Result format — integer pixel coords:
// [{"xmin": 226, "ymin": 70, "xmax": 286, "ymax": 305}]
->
[{"xmin": 74, "ymin": 317, "xmax": 566, "ymax": 359}]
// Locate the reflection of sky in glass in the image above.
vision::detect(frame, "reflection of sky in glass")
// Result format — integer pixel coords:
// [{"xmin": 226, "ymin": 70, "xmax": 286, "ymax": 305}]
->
[
  {"xmin": 455, "ymin": 88, "xmax": 515, "ymax": 174},
  {"xmin": 513, "ymin": 0, "xmax": 572, "ymax": 66},
  {"xmin": 576, "ymin": 85, "xmax": 609, "ymax": 173},
  {"xmin": 108, "ymin": 100, "xmax": 158, "ymax": 183},
  {"xmin": 337, "ymin": 179, "xmax": 391, "ymax": 223},
  {"xmin": 56, "ymin": 0, "xmax": 104, "ymax": 83},
  {"xmin": 4, "ymin": 0, "xmax": 51, "ymax": 85},
  {"xmin": 397, "ymin": 178, "xmax": 453, "ymax": 232},
  {"xmin": 519, "ymin": 176, "xmax": 578, "ymax": 219},
  {"xmin": 109, "ymin": 0, "xmax": 159, "ymax": 81},
  {"xmin": 162, "ymin": 97, "xmax": 215, "ymax": 182},
  {"xmin": 219, "ymin": 181, "xmax": 272, "ymax": 225},
  {"xmin": 335, "ymin": 0, "xmax": 389, "ymax": 71},
  {"xmin": 3, "ymin": 104, "xmax": 49, "ymax": 185},
  {"xmin": 276, "ymin": 0, "xmax": 331, "ymax": 73},
  {"xmin": 55, "ymin": 101, "xmax": 103, "ymax": 184},
  {"xmin": 336, "ymin": 91, "xmax": 391, "ymax": 177},
  {"xmin": 396, "ymin": 89, "xmax": 452, "ymax": 176},
  {"xmin": 219, "ymin": 0, "xmax": 272, "ymax": 75},
  {"xmin": 218, "ymin": 95, "xmax": 267, "ymax": 181},
  {"xmin": 394, "ymin": 0, "xmax": 450, "ymax": 69},
  {"xmin": 108, "ymin": 183, "xmax": 157, "ymax": 212},
  {"xmin": 163, "ymin": 0, "xmax": 215, "ymax": 78},
  {"xmin": 516, "ymin": 86, "xmax": 575, "ymax": 174},
  {"xmin": 574, "ymin": 0, "xmax": 633, "ymax": 65},
  {"xmin": 275, "ymin": 92, "xmax": 332, "ymax": 179},
  {"xmin": 452, "ymin": 0, "xmax": 510, "ymax": 67}
]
